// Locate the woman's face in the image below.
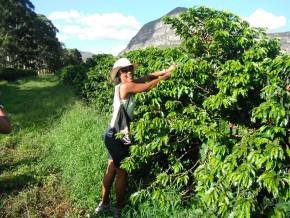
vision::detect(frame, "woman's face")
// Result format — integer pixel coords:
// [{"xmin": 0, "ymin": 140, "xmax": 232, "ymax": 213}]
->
[{"xmin": 119, "ymin": 65, "xmax": 134, "ymax": 82}]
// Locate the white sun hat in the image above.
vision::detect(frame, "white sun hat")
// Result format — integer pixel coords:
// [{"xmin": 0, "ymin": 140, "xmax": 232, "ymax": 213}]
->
[{"xmin": 110, "ymin": 58, "xmax": 135, "ymax": 82}]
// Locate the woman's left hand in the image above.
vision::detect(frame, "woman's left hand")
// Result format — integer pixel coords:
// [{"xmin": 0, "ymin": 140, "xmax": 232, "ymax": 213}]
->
[{"xmin": 166, "ymin": 64, "xmax": 177, "ymax": 73}]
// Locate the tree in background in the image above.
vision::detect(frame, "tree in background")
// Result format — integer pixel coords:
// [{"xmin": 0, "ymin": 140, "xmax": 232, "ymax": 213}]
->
[
  {"xmin": 0, "ymin": 0, "xmax": 63, "ymax": 72},
  {"xmin": 84, "ymin": 54, "xmax": 113, "ymax": 69},
  {"xmin": 62, "ymin": 48, "xmax": 83, "ymax": 67},
  {"xmin": 33, "ymin": 15, "xmax": 63, "ymax": 72}
]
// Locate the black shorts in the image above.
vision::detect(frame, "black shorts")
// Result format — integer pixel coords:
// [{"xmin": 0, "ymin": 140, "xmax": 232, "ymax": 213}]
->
[
  {"xmin": 104, "ymin": 128, "xmax": 129, "ymax": 168},
  {"xmin": 103, "ymin": 130, "xmax": 113, "ymax": 160}
]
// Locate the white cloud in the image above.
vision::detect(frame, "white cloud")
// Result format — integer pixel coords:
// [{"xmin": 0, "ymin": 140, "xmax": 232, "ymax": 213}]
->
[
  {"xmin": 88, "ymin": 44, "xmax": 127, "ymax": 56},
  {"xmin": 48, "ymin": 10, "xmax": 142, "ymax": 41},
  {"xmin": 57, "ymin": 33, "xmax": 68, "ymax": 42},
  {"xmin": 243, "ymin": 8, "xmax": 287, "ymax": 31},
  {"xmin": 109, "ymin": 44, "xmax": 127, "ymax": 56},
  {"xmin": 48, "ymin": 10, "xmax": 81, "ymax": 21},
  {"xmin": 61, "ymin": 25, "xmax": 139, "ymax": 40}
]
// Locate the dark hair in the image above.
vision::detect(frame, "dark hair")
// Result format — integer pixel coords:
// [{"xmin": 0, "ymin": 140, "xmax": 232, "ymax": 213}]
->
[{"xmin": 114, "ymin": 71, "xmax": 121, "ymax": 85}]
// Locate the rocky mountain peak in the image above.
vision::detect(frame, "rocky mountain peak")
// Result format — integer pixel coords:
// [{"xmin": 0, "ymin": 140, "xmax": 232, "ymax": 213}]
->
[
  {"xmin": 269, "ymin": 32, "xmax": 290, "ymax": 53},
  {"xmin": 165, "ymin": 7, "xmax": 188, "ymax": 16},
  {"xmin": 120, "ymin": 7, "xmax": 187, "ymax": 54},
  {"xmin": 120, "ymin": 7, "xmax": 290, "ymax": 55}
]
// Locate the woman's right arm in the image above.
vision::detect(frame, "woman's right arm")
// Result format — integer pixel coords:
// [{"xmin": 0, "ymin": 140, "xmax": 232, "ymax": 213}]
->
[
  {"xmin": 121, "ymin": 72, "xmax": 171, "ymax": 97},
  {"xmin": 134, "ymin": 64, "xmax": 177, "ymax": 83}
]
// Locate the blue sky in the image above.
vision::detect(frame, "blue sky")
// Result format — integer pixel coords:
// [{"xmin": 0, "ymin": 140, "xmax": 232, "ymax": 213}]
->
[{"xmin": 30, "ymin": 0, "xmax": 290, "ymax": 55}]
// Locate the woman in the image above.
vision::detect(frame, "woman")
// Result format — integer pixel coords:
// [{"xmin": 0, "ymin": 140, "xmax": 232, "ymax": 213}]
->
[{"xmin": 95, "ymin": 58, "xmax": 176, "ymax": 217}]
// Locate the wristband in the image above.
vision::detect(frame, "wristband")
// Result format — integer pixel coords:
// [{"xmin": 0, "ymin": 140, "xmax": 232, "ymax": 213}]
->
[{"xmin": 0, "ymin": 105, "xmax": 4, "ymax": 110}]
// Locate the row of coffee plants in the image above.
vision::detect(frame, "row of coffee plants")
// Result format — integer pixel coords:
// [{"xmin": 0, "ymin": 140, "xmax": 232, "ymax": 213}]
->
[{"xmin": 59, "ymin": 6, "xmax": 289, "ymax": 217}]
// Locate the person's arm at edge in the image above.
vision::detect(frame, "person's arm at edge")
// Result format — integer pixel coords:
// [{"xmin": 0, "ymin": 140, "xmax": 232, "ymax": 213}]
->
[{"xmin": 0, "ymin": 108, "xmax": 11, "ymax": 134}]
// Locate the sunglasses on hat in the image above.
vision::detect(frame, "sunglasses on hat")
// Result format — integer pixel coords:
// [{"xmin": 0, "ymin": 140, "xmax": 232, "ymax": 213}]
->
[{"xmin": 120, "ymin": 65, "xmax": 134, "ymax": 73}]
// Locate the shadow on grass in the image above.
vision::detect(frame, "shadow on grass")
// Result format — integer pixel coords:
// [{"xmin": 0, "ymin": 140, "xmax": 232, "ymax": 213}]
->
[
  {"xmin": 0, "ymin": 75, "xmax": 76, "ymax": 194},
  {"xmin": 0, "ymin": 150, "xmax": 39, "ymax": 194},
  {"xmin": 0, "ymin": 155, "xmax": 38, "ymax": 174},
  {"xmin": 0, "ymin": 75, "xmax": 76, "ymax": 131},
  {"xmin": 0, "ymin": 173, "xmax": 37, "ymax": 194}
]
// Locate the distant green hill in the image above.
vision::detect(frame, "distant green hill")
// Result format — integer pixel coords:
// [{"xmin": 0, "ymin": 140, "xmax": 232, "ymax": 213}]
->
[{"xmin": 80, "ymin": 51, "xmax": 94, "ymax": 61}]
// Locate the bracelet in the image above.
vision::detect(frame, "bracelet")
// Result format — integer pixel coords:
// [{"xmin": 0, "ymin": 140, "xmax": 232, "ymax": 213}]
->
[{"xmin": 0, "ymin": 105, "xmax": 4, "ymax": 110}]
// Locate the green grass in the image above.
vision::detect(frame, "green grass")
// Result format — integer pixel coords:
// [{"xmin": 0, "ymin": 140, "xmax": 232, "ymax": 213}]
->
[
  {"xmin": 0, "ymin": 76, "xmax": 203, "ymax": 218},
  {"xmin": 0, "ymin": 76, "xmax": 109, "ymax": 217},
  {"xmin": 41, "ymin": 101, "xmax": 109, "ymax": 209}
]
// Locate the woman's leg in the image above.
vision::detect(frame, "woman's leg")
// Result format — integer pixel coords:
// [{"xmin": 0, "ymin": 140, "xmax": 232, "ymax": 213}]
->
[
  {"xmin": 101, "ymin": 160, "xmax": 116, "ymax": 205},
  {"xmin": 115, "ymin": 167, "xmax": 127, "ymax": 208}
]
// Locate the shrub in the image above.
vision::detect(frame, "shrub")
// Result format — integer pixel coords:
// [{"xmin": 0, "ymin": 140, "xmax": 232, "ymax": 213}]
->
[
  {"xmin": 81, "ymin": 54, "xmax": 116, "ymax": 111},
  {"xmin": 57, "ymin": 6, "xmax": 290, "ymax": 217},
  {"xmin": 58, "ymin": 64, "xmax": 87, "ymax": 94},
  {"xmin": 120, "ymin": 6, "xmax": 289, "ymax": 217},
  {"xmin": 0, "ymin": 68, "xmax": 37, "ymax": 81}
]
